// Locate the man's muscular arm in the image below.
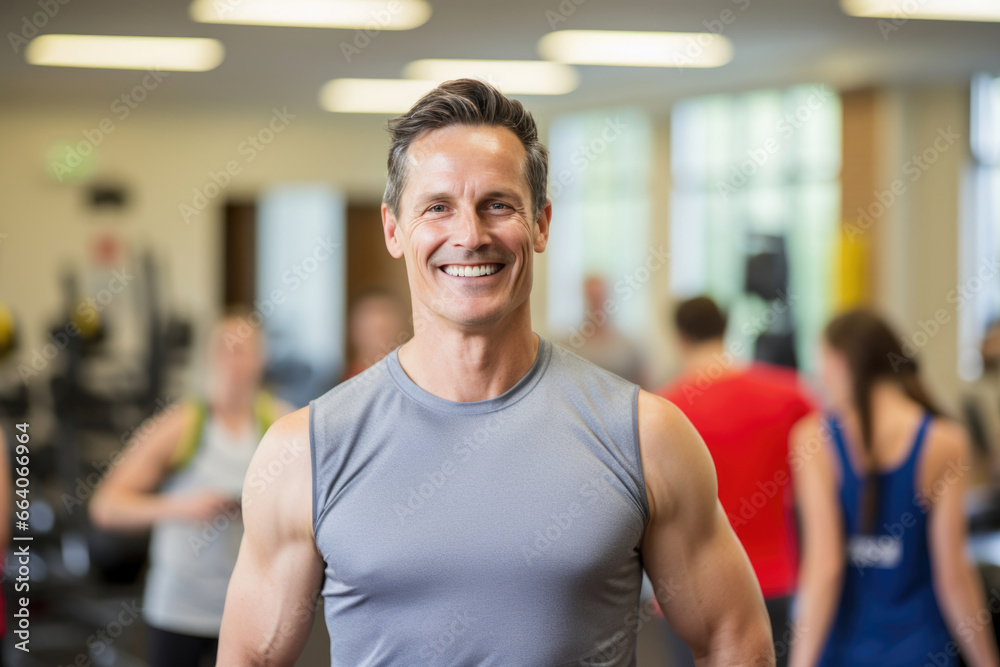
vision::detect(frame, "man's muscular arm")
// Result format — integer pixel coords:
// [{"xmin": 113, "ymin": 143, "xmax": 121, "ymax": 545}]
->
[
  {"xmin": 638, "ymin": 390, "xmax": 774, "ymax": 666},
  {"xmin": 218, "ymin": 407, "xmax": 325, "ymax": 666}
]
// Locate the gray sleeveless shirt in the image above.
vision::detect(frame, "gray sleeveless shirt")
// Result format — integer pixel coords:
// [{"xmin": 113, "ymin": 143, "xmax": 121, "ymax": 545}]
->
[{"xmin": 309, "ymin": 335, "xmax": 649, "ymax": 666}]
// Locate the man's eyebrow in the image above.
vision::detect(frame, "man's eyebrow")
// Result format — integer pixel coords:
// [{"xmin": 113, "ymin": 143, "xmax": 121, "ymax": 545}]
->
[
  {"xmin": 482, "ymin": 190, "xmax": 525, "ymax": 205},
  {"xmin": 411, "ymin": 192, "xmax": 454, "ymax": 207},
  {"xmin": 412, "ymin": 190, "xmax": 526, "ymax": 207}
]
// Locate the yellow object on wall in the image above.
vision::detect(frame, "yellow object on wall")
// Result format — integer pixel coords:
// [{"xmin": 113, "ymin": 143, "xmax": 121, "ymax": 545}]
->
[{"xmin": 836, "ymin": 222, "xmax": 868, "ymax": 309}]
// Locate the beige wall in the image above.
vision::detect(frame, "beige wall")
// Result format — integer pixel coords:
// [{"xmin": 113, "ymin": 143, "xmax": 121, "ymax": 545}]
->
[
  {"xmin": 645, "ymin": 112, "xmax": 678, "ymax": 388},
  {"xmin": 873, "ymin": 85, "xmax": 970, "ymax": 413}
]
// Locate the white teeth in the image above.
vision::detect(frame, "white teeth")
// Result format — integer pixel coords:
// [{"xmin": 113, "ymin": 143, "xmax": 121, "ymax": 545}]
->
[{"xmin": 443, "ymin": 264, "xmax": 501, "ymax": 277}]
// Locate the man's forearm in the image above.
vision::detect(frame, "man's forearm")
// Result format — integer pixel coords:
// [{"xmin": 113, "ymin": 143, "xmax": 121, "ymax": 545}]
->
[
  {"xmin": 218, "ymin": 575, "xmax": 320, "ymax": 667},
  {"xmin": 216, "ymin": 645, "xmax": 293, "ymax": 667},
  {"xmin": 696, "ymin": 606, "xmax": 774, "ymax": 667}
]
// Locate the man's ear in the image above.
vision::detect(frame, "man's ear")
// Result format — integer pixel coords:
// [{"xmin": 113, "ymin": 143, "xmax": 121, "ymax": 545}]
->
[
  {"xmin": 533, "ymin": 199, "xmax": 552, "ymax": 253},
  {"xmin": 382, "ymin": 203, "xmax": 405, "ymax": 259}
]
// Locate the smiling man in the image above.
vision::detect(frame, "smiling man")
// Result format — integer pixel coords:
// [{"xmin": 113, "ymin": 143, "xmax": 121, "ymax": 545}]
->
[{"xmin": 218, "ymin": 79, "xmax": 773, "ymax": 666}]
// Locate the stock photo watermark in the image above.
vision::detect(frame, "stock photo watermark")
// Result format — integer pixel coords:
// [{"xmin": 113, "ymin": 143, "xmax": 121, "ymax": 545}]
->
[
  {"xmin": 520, "ymin": 470, "xmax": 619, "ymax": 565},
  {"xmin": 7, "ymin": 0, "xmax": 73, "ymax": 53},
  {"xmin": 717, "ymin": 86, "xmax": 833, "ymax": 200},
  {"xmin": 417, "ymin": 610, "xmax": 477, "ymax": 665},
  {"xmin": 48, "ymin": 69, "xmax": 170, "ymax": 182},
  {"xmin": 671, "ymin": 0, "xmax": 751, "ymax": 71},
  {"xmin": 886, "ymin": 256, "xmax": 999, "ymax": 371},
  {"xmin": 340, "ymin": 1, "xmax": 410, "ymax": 62},
  {"xmin": 61, "ymin": 396, "xmax": 178, "ymax": 514},
  {"xmin": 676, "ymin": 289, "xmax": 799, "ymax": 406},
  {"xmin": 179, "ymin": 106, "xmax": 296, "ymax": 224},
  {"xmin": 393, "ymin": 410, "xmax": 512, "ymax": 522},
  {"xmin": 17, "ymin": 267, "xmax": 135, "ymax": 383},
  {"xmin": 548, "ymin": 115, "xmax": 629, "ymax": 201},
  {"xmin": 215, "ymin": 235, "xmax": 342, "ymax": 351},
  {"xmin": 847, "ymin": 125, "xmax": 960, "ymax": 241},
  {"xmin": 578, "ymin": 577, "xmax": 683, "ymax": 664},
  {"xmin": 875, "ymin": 0, "xmax": 932, "ymax": 40},
  {"xmin": 566, "ymin": 244, "xmax": 669, "ymax": 350}
]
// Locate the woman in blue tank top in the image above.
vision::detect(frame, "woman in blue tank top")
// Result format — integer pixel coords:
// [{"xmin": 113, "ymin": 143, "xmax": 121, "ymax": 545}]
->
[{"xmin": 789, "ymin": 309, "xmax": 999, "ymax": 667}]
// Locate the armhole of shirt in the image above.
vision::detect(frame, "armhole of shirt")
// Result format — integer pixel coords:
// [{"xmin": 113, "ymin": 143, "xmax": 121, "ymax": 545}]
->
[
  {"xmin": 630, "ymin": 383, "xmax": 651, "ymax": 528},
  {"xmin": 308, "ymin": 399, "xmax": 319, "ymax": 537}
]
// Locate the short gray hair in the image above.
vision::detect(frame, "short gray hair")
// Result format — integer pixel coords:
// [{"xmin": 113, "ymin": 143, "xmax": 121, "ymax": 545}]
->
[{"xmin": 383, "ymin": 78, "xmax": 548, "ymax": 221}]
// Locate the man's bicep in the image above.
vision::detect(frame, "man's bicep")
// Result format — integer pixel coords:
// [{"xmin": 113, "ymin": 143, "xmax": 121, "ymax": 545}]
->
[
  {"xmin": 638, "ymin": 393, "xmax": 721, "ymax": 645},
  {"xmin": 643, "ymin": 490, "xmax": 766, "ymax": 660},
  {"xmin": 642, "ymin": 498, "xmax": 752, "ymax": 643},
  {"xmin": 637, "ymin": 391, "xmax": 769, "ymax": 661},
  {"xmin": 219, "ymin": 408, "xmax": 324, "ymax": 665},
  {"xmin": 220, "ymin": 523, "xmax": 324, "ymax": 664}
]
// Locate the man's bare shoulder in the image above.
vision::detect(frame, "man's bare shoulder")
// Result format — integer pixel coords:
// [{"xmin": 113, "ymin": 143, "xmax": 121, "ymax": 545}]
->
[
  {"xmin": 636, "ymin": 389, "xmax": 705, "ymax": 461},
  {"xmin": 268, "ymin": 405, "xmax": 310, "ymax": 438},
  {"xmin": 635, "ymin": 389, "xmax": 717, "ymax": 522},
  {"xmin": 243, "ymin": 406, "xmax": 314, "ymax": 540}
]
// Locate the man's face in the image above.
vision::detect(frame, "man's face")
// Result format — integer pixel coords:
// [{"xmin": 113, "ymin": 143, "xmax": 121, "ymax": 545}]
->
[{"xmin": 382, "ymin": 124, "xmax": 551, "ymax": 331}]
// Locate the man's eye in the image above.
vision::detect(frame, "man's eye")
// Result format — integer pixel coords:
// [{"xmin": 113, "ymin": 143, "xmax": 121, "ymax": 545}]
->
[
  {"xmin": 428, "ymin": 204, "xmax": 447, "ymax": 213},
  {"xmin": 489, "ymin": 202, "xmax": 509, "ymax": 210}
]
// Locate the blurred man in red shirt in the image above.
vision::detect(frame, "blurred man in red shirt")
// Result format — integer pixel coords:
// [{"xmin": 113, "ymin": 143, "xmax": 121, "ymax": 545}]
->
[{"xmin": 658, "ymin": 296, "xmax": 816, "ymax": 666}]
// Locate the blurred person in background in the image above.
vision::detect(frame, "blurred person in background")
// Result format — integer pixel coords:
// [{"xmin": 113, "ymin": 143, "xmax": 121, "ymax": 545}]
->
[
  {"xmin": 790, "ymin": 309, "xmax": 999, "ymax": 666},
  {"xmin": 342, "ymin": 288, "xmax": 408, "ymax": 381},
  {"xmin": 968, "ymin": 318, "xmax": 1000, "ymax": 482},
  {"xmin": 568, "ymin": 274, "xmax": 647, "ymax": 386},
  {"xmin": 657, "ymin": 296, "xmax": 816, "ymax": 666},
  {"xmin": 89, "ymin": 312, "xmax": 290, "ymax": 667}
]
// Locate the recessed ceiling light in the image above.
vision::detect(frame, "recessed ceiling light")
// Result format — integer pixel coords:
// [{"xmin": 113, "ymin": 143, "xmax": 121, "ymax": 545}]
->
[
  {"xmin": 403, "ymin": 59, "xmax": 579, "ymax": 95},
  {"xmin": 841, "ymin": 0, "xmax": 1000, "ymax": 22},
  {"xmin": 538, "ymin": 30, "xmax": 732, "ymax": 68},
  {"xmin": 190, "ymin": 0, "xmax": 431, "ymax": 30},
  {"xmin": 25, "ymin": 34, "xmax": 224, "ymax": 71},
  {"xmin": 319, "ymin": 78, "xmax": 440, "ymax": 113}
]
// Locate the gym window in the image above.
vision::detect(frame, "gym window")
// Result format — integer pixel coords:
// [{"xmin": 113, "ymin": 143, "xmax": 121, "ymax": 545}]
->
[
  {"xmin": 958, "ymin": 73, "xmax": 1000, "ymax": 381},
  {"xmin": 544, "ymin": 108, "xmax": 654, "ymax": 341},
  {"xmin": 669, "ymin": 85, "xmax": 841, "ymax": 373}
]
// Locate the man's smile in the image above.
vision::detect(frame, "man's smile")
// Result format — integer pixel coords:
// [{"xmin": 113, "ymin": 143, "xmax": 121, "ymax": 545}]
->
[{"xmin": 439, "ymin": 263, "xmax": 506, "ymax": 278}]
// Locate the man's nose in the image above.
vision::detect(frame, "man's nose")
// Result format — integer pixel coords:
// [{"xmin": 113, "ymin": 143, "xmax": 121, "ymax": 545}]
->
[{"xmin": 453, "ymin": 208, "xmax": 490, "ymax": 250}]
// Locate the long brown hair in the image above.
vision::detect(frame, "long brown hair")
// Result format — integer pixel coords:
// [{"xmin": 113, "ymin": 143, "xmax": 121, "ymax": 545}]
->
[{"xmin": 824, "ymin": 309, "xmax": 943, "ymax": 533}]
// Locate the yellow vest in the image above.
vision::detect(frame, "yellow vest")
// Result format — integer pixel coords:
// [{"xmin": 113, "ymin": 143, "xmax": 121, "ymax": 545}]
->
[{"xmin": 167, "ymin": 391, "xmax": 279, "ymax": 473}]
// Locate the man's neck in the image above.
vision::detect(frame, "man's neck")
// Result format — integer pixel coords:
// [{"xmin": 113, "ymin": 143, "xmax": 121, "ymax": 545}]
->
[{"xmin": 396, "ymin": 306, "xmax": 538, "ymax": 403}]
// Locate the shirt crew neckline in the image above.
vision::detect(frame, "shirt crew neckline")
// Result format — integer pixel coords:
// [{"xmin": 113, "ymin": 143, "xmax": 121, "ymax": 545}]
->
[{"xmin": 386, "ymin": 333, "xmax": 552, "ymax": 415}]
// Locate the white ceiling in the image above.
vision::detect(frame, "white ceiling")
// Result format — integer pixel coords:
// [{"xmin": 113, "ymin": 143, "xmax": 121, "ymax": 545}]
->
[{"xmin": 1, "ymin": 0, "xmax": 999, "ymax": 117}]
